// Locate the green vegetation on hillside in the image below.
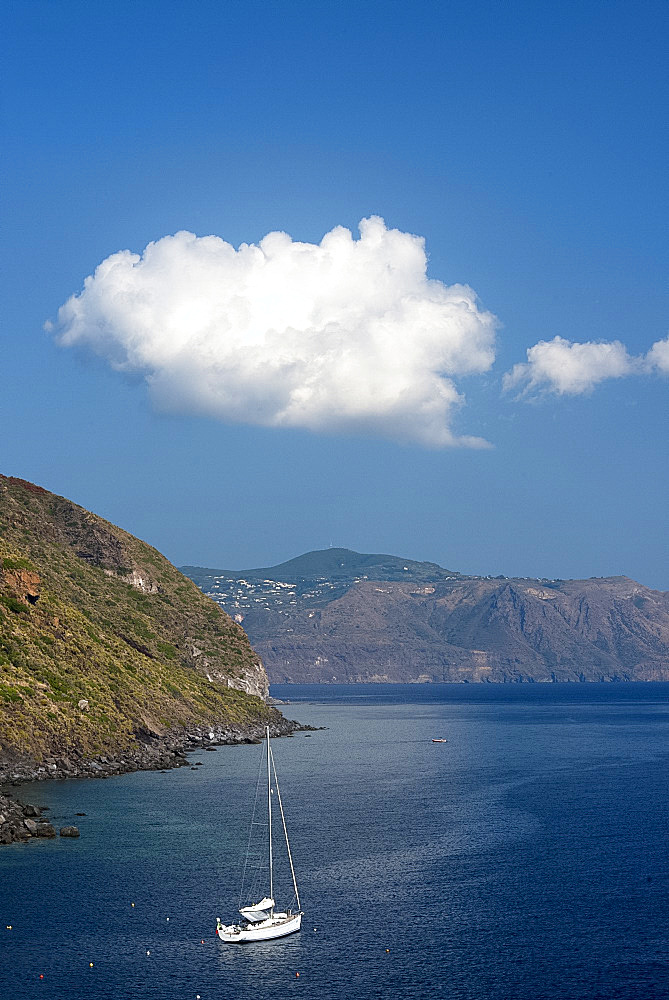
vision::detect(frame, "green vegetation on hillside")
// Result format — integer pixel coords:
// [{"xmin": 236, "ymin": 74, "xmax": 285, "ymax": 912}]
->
[
  {"xmin": 0, "ymin": 475, "xmax": 273, "ymax": 762},
  {"xmin": 183, "ymin": 546, "xmax": 459, "ymax": 586}
]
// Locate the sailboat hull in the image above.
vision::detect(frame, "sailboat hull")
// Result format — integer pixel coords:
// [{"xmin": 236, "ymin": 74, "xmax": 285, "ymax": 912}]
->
[{"xmin": 218, "ymin": 912, "xmax": 302, "ymax": 943}]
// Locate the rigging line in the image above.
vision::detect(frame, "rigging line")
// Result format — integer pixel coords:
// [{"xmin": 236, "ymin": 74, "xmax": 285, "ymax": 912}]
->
[
  {"xmin": 239, "ymin": 744, "xmax": 267, "ymax": 908},
  {"xmin": 270, "ymin": 746, "xmax": 301, "ymax": 911},
  {"xmin": 267, "ymin": 727, "xmax": 273, "ymax": 910}
]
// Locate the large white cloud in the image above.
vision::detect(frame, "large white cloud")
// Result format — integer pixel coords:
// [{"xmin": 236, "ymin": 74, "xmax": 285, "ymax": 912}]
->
[
  {"xmin": 49, "ymin": 217, "xmax": 498, "ymax": 447},
  {"xmin": 504, "ymin": 334, "xmax": 669, "ymax": 396}
]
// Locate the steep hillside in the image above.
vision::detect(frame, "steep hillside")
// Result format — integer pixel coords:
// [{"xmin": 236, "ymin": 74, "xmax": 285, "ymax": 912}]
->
[
  {"xmin": 184, "ymin": 550, "xmax": 669, "ymax": 683},
  {"xmin": 0, "ymin": 475, "xmax": 287, "ymax": 774}
]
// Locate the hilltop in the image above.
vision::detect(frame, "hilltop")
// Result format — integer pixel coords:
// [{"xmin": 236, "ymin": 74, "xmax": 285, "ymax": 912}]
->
[
  {"xmin": 183, "ymin": 547, "xmax": 461, "ymax": 614},
  {"xmin": 184, "ymin": 549, "xmax": 669, "ymax": 683},
  {"xmin": 0, "ymin": 475, "xmax": 292, "ymax": 790},
  {"xmin": 184, "ymin": 547, "xmax": 459, "ymax": 583}
]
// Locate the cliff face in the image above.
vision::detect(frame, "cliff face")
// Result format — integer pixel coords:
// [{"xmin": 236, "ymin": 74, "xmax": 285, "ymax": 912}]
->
[
  {"xmin": 0, "ymin": 475, "xmax": 276, "ymax": 767},
  {"xmin": 184, "ymin": 550, "xmax": 669, "ymax": 683},
  {"xmin": 258, "ymin": 577, "xmax": 669, "ymax": 683}
]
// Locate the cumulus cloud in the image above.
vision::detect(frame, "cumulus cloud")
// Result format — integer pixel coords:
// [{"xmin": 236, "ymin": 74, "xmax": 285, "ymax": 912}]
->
[
  {"xmin": 504, "ymin": 334, "xmax": 669, "ymax": 397},
  {"xmin": 503, "ymin": 337, "xmax": 637, "ymax": 395},
  {"xmin": 49, "ymin": 217, "xmax": 498, "ymax": 447},
  {"xmin": 645, "ymin": 335, "xmax": 669, "ymax": 374}
]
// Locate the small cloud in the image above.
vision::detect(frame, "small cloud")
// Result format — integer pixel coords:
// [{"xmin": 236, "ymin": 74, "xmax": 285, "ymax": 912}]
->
[
  {"xmin": 645, "ymin": 335, "xmax": 669, "ymax": 374},
  {"xmin": 503, "ymin": 335, "xmax": 659, "ymax": 397},
  {"xmin": 49, "ymin": 218, "xmax": 498, "ymax": 448}
]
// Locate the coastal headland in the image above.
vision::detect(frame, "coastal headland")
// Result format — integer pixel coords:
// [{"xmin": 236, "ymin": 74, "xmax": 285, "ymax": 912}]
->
[{"xmin": 0, "ymin": 474, "xmax": 300, "ymax": 844}]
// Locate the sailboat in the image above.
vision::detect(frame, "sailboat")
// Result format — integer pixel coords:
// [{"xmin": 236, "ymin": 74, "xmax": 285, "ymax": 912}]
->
[{"xmin": 216, "ymin": 726, "xmax": 302, "ymax": 943}]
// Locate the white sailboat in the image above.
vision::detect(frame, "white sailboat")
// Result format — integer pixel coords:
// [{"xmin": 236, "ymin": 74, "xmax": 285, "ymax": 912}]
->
[{"xmin": 216, "ymin": 726, "xmax": 302, "ymax": 943}]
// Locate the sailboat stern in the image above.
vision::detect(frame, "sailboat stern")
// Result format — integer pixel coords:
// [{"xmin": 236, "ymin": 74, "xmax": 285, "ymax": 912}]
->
[{"xmin": 217, "ymin": 917, "xmax": 243, "ymax": 942}]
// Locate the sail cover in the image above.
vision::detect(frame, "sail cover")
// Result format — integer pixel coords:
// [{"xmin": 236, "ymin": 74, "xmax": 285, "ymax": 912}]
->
[{"xmin": 239, "ymin": 897, "xmax": 274, "ymax": 922}]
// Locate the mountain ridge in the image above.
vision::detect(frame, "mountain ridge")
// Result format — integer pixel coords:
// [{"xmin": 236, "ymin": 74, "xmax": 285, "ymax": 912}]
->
[{"xmin": 183, "ymin": 549, "xmax": 669, "ymax": 683}]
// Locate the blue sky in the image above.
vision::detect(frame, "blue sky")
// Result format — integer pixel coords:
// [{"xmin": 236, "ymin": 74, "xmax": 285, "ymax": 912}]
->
[{"xmin": 2, "ymin": 0, "xmax": 668, "ymax": 587}]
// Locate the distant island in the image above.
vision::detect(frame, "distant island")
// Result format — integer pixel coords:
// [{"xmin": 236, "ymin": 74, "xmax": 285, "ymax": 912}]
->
[{"xmin": 183, "ymin": 548, "xmax": 669, "ymax": 683}]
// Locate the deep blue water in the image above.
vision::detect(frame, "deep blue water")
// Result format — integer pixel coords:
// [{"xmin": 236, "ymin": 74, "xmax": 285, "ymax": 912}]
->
[{"xmin": 1, "ymin": 682, "xmax": 668, "ymax": 1000}]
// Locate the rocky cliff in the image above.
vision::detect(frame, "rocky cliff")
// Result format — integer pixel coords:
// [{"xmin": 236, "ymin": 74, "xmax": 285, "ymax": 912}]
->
[{"xmin": 184, "ymin": 550, "xmax": 669, "ymax": 683}]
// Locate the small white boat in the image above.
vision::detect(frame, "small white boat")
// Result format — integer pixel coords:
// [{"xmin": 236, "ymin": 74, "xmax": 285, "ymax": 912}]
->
[{"xmin": 216, "ymin": 727, "xmax": 302, "ymax": 943}]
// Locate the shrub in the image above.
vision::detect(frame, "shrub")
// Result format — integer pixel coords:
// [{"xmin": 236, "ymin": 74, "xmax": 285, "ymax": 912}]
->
[
  {"xmin": 0, "ymin": 684, "xmax": 23, "ymax": 703},
  {"xmin": 2, "ymin": 556, "xmax": 37, "ymax": 572},
  {"xmin": 0, "ymin": 594, "xmax": 28, "ymax": 615}
]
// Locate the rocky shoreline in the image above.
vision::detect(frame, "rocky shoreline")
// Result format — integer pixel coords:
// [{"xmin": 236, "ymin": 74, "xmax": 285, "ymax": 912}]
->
[{"xmin": 0, "ymin": 713, "xmax": 312, "ymax": 845}]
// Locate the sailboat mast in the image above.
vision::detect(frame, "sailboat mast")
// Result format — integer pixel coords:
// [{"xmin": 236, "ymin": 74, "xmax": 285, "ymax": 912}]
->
[
  {"xmin": 266, "ymin": 726, "xmax": 273, "ymax": 910},
  {"xmin": 270, "ymin": 748, "xmax": 301, "ymax": 911}
]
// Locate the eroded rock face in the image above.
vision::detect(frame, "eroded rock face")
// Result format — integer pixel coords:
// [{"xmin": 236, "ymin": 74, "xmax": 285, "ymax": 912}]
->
[
  {"xmin": 2, "ymin": 569, "xmax": 41, "ymax": 604},
  {"xmin": 125, "ymin": 569, "xmax": 159, "ymax": 594},
  {"xmin": 186, "ymin": 644, "xmax": 269, "ymax": 700},
  {"xmin": 227, "ymin": 662, "xmax": 270, "ymax": 701},
  {"xmin": 103, "ymin": 567, "xmax": 159, "ymax": 593}
]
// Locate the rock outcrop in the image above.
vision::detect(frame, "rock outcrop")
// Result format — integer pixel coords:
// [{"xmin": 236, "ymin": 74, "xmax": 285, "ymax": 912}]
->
[{"xmin": 0, "ymin": 794, "xmax": 52, "ymax": 844}]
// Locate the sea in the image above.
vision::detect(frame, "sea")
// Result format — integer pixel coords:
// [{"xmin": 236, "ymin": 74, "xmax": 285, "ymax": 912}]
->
[{"xmin": 1, "ymin": 682, "xmax": 668, "ymax": 1000}]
